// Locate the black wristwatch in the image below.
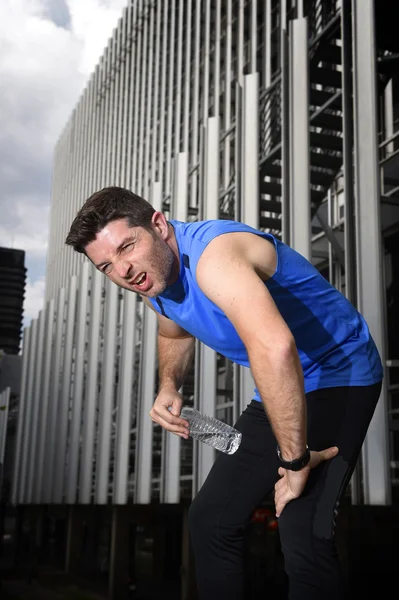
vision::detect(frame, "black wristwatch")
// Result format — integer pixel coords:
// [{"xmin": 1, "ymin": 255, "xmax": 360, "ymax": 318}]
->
[{"xmin": 277, "ymin": 445, "xmax": 311, "ymax": 471}]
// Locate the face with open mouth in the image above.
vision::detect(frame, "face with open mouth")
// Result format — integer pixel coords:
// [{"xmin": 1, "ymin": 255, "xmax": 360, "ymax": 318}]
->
[{"xmin": 85, "ymin": 214, "xmax": 178, "ymax": 297}]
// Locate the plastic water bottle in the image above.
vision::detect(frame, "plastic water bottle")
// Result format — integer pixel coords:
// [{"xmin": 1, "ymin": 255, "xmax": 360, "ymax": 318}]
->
[{"xmin": 180, "ymin": 407, "xmax": 242, "ymax": 455}]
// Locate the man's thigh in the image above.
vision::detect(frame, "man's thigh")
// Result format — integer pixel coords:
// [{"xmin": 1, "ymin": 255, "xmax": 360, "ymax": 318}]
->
[
  {"xmin": 191, "ymin": 401, "xmax": 280, "ymax": 525},
  {"xmin": 279, "ymin": 383, "xmax": 382, "ymax": 540},
  {"xmin": 306, "ymin": 383, "xmax": 381, "ymax": 462}
]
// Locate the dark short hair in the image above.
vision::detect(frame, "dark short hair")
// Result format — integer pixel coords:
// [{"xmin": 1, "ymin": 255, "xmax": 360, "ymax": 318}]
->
[{"xmin": 65, "ymin": 186, "xmax": 156, "ymax": 253}]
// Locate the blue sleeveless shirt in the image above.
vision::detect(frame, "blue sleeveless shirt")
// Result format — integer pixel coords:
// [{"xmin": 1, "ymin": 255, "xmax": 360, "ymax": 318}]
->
[{"xmin": 149, "ymin": 220, "xmax": 383, "ymax": 400}]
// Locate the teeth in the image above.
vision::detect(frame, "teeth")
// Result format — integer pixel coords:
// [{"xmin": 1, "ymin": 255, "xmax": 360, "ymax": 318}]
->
[{"xmin": 135, "ymin": 273, "xmax": 145, "ymax": 285}]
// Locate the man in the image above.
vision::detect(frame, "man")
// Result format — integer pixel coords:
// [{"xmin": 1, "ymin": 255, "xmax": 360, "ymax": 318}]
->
[{"xmin": 66, "ymin": 187, "xmax": 383, "ymax": 600}]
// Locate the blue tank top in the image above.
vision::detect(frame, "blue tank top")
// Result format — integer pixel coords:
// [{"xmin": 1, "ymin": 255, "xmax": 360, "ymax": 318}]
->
[{"xmin": 149, "ymin": 220, "xmax": 383, "ymax": 399}]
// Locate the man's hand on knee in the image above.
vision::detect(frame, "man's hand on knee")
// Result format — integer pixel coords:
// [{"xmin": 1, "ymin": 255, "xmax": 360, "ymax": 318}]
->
[{"xmin": 274, "ymin": 446, "xmax": 339, "ymax": 517}]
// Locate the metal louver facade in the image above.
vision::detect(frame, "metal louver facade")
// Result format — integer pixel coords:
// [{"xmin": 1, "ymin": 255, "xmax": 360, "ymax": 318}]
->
[{"xmin": 11, "ymin": 0, "xmax": 399, "ymax": 510}]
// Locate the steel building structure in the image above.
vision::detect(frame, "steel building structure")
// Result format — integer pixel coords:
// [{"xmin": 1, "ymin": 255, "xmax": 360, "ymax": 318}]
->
[{"xmin": 6, "ymin": 0, "xmax": 399, "ymax": 594}]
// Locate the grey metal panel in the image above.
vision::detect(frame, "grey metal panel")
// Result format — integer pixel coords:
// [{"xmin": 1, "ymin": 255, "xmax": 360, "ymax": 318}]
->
[
  {"xmin": 223, "ymin": 0, "xmax": 232, "ymax": 190},
  {"xmin": 120, "ymin": 5, "xmax": 132, "ymax": 187},
  {"xmin": 101, "ymin": 47, "xmax": 110, "ymax": 188},
  {"xmin": 131, "ymin": 0, "xmax": 143, "ymax": 190},
  {"xmin": 202, "ymin": 0, "xmax": 210, "ymax": 121},
  {"xmin": 183, "ymin": 0, "xmax": 192, "ymax": 152},
  {"xmin": 80, "ymin": 73, "xmax": 92, "ymax": 201},
  {"xmin": 250, "ymin": 0, "xmax": 257, "ymax": 73},
  {"xmin": 194, "ymin": 114, "xmax": 220, "ymax": 492},
  {"xmin": 44, "ymin": 287, "xmax": 65, "ymax": 504},
  {"xmin": 107, "ymin": 33, "xmax": 116, "ymax": 184},
  {"xmin": 352, "ymin": 0, "xmax": 390, "ymax": 505},
  {"xmin": 98, "ymin": 51, "xmax": 107, "ymax": 189},
  {"xmin": 174, "ymin": 0, "xmax": 184, "ymax": 155},
  {"xmin": 197, "ymin": 343, "xmax": 217, "ymax": 491},
  {"xmin": 143, "ymin": 2, "xmax": 155, "ymax": 195},
  {"xmin": 79, "ymin": 266, "xmax": 103, "ymax": 504},
  {"xmin": 341, "ymin": 0, "xmax": 356, "ymax": 308},
  {"xmin": 384, "ymin": 80, "xmax": 394, "ymax": 156},
  {"xmin": 135, "ymin": 304, "xmax": 157, "ymax": 504},
  {"xmin": 0, "ymin": 388, "xmax": 10, "ymax": 465},
  {"xmin": 10, "ymin": 326, "xmax": 30, "ymax": 505},
  {"xmin": 204, "ymin": 117, "xmax": 220, "ymax": 221},
  {"xmin": 234, "ymin": 82, "xmax": 243, "ymax": 221},
  {"xmin": 66, "ymin": 262, "xmax": 90, "ymax": 503},
  {"xmin": 96, "ymin": 278, "xmax": 119, "ymax": 504},
  {"xmin": 54, "ymin": 275, "xmax": 78, "ymax": 503},
  {"xmin": 281, "ymin": 25, "xmax": 290, "ymax": 245},
  {"xmin": 112, "ymin": 21, "xmax": 122, "ymax": 185},
  {"xmin": 84, "ymin": 74, "xmax": 95, "ymax": 198},
  {"xmin": 242, "ymin": 73, "xmax": 259, "ymax": 229},
  {"xmin": 19, "ymin": 320, "xmax": 37, "ymax": 503},
  {"xmin": 237, "ymin": 73, "xmax": 260, "ymax": 413},
  {"xmin": 26, "ymin": 309, "xmax": 46, "ymax": 503},
  {"xmin": 150, "ymin": 1, "xmax": 162, "ymax": 182},
  {"xmin": 113, "ymin": 289, "xmax": 137, "ymax": 504},
  {"xmin": 161, "ymin": 168, "xmax": 185, "ymax": 503},
  {"xmin": 157, "ymin": 1, "xmax": 168, "ymax": 188},
  {"xmin": 137, "ymin": 1, "xmax": 149, "ymax": 195},
  {"xmin": 213, "ymin": 0, "xmax": 221, "ymax": 117},
  {"xmin": 237, "ymin": 0, "xmax": 244, "ymax": 86},
  {"xmin": 161, "ymin": 422, "xmax": 181, "ymax": 504},
  {"xmin": 189, "ymin": 0, "xmax": 201, "ymax": 207},
  {"xmin": 35, "ymin": 299, "xmax": 55, "ymax": 503},
  {"xmin": 91, "ymin": 64, "xmax": 102, "ymax": 193},
  {"xmin": 71, "ymin": 101, "xmax": 81, "ymax": 278},
  {"xmin": 165, "ymin": 0, "xmax": 176, "ymax": 194},
  {"xmin": 174, "ymin": 153, "xmax": 189, "ymax": 222},
  {"xmin": 151, "ymin": 181, "xmax": 163, "ymax": 213},
  {"xmin": 289, "ymin": 18, "xmax": 311, "ymax": 260}
]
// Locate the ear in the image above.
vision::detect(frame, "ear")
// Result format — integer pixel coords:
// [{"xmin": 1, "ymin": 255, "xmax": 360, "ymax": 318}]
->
[{"xmin": 151, "ymin": 211, "xmax": 169, "ymax": 239}]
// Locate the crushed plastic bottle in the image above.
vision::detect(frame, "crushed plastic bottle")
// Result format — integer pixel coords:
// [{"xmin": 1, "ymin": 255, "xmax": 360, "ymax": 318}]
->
[{"xmin": 180, "ymin": 407, "xmax": 242, "ymax": 455}]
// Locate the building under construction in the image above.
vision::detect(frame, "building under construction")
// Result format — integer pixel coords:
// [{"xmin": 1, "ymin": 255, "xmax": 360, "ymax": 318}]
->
[{"xmin": 3, "ymin": 1, "xmax": 399, "ymax": 598}]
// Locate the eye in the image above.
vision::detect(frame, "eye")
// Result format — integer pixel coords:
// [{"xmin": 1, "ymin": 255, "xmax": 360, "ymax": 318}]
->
[
  {"xmin": 122, "ymin": 243, "xmax": 134, "ymax": 253},
  {"xmin": 102, "ymin": 264, "xmax": 112, "ymax": 275}
]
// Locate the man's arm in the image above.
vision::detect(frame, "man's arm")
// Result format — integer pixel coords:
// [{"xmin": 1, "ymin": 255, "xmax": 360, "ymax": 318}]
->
[
  {"xmin": 195, "ymin": 232, "xmax": 338, "ymax": 515},
  {"xmin": 196, "ymin": 232, "xmax": 306, "ymax": 460},
  {"xmin": 157, "ymin": 313, "xmax": 196, "ymax": 392},
  {"xmin": 144, "ymin": 299, "xmax": 194, "ymax": 438}
]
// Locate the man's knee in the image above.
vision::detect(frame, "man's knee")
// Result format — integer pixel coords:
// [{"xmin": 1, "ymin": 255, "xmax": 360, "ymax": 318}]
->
[{"xmin": 278, "ymin": 503, "xmax": 337, "ymax": 578}]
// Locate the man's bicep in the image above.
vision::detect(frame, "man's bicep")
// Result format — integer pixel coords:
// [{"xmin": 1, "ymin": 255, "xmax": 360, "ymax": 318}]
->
[
  {"xmin": 196, "ymin": 243, "xmax": 291, "ymax": 345},
  {"xmin": 157, "ymin": 313, "xmax": 193, "ymax": 339}
]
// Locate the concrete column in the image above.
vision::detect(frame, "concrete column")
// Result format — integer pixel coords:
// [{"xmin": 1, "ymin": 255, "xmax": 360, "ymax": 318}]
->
[{"xmin": 289, "ymin": 17, "xmax": 311, "ymax": 259}]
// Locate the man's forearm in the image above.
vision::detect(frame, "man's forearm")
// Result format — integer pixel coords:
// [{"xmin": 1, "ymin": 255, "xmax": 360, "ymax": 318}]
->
[
  {"xmin": 158, "ymin": 333, "xmax": 195, "ymax": 391},
  {"xmin": 248, "ymin": 338, "xmax": 307, "ymax": 461}
]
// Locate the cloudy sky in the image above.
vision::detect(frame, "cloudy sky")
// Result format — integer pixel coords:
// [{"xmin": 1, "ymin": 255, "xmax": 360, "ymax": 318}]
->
[{"xmin": 0, "ymin": 0, "xmax": 129, "ymax": 327}]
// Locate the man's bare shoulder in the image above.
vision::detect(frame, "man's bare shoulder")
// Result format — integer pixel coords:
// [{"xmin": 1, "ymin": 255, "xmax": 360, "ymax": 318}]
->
[{"xmin": 197, "ymin": 231, "xmax": 277, "ymax": 281}]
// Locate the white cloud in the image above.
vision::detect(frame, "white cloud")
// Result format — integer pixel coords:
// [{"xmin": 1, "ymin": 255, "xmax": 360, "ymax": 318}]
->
[
  {"xmin": 0, "ymin": 195, "xmax": 49, "ymax": 258},
  {"xmin": 0, "ymin": 0, "xmax": 129, "ymax": 326},
  {"xmin": 68, "ymin": 0, "xmax": 129, "ymax": 74}
]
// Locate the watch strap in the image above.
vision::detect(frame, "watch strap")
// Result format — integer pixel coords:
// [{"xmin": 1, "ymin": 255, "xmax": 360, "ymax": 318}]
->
[{"xmin": 277, "ymin": 445, "xmax": 311, "ymax": 471}]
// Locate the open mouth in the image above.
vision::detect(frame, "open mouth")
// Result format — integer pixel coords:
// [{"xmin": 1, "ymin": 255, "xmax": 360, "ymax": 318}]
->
[{"xmin": 131, "ymin": 272, "xmax": 147, "ymax": 288}]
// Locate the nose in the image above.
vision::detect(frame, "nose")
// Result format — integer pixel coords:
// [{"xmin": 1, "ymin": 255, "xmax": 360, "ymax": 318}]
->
[{"xmin": 115, "ymin": 260, "xmax": 131, "ymax": 279}]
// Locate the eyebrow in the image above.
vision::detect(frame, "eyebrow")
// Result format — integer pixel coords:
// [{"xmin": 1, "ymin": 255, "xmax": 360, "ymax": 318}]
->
[{"xmin": 95, "ymin": 236, "xmax": 135, "ymax": 269}]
